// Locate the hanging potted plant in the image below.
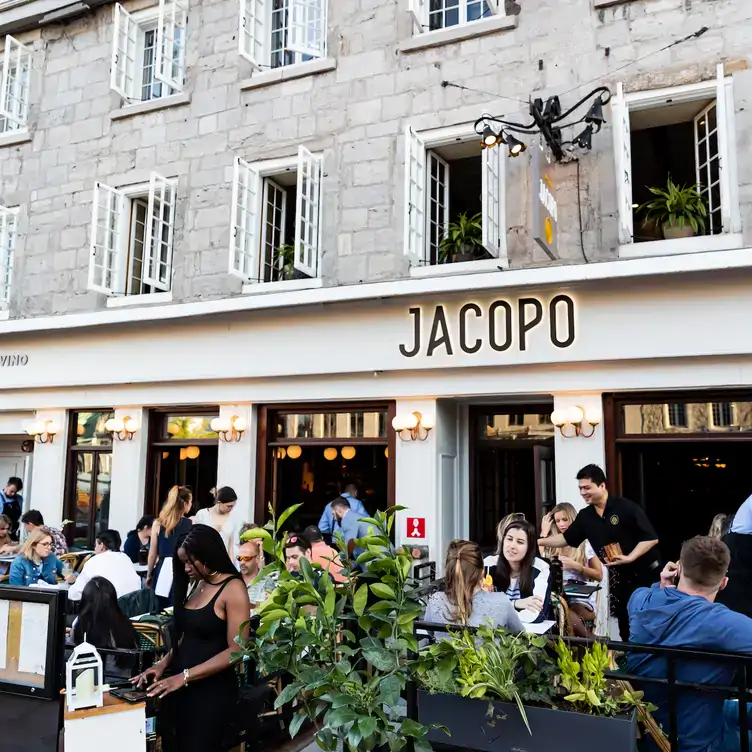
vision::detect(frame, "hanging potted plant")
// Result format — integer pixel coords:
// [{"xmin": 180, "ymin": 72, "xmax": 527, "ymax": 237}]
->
[
  {"xmin": 240, "ymin": 505, "xmax": 441, "ymax": 752},
  {"xmin": 438, "ymin": 211, "xmax": 485, "ymax": 264},
  {"xmin": 638, "ymin": 176, "xmax": 707, "ymax": 240},
  {"xmin": 413, "ymin": 633, "xmax": 653, "ymax": 752}
]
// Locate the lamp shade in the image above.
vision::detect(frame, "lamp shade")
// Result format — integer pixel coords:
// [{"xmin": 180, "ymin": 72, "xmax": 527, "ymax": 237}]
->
[
  {"xmin": 584, "ymin": 406, "xmax": 603, "ymax": 425},
  {"xmin": 123, "ymin": 417, "xmax": 139, "ymax": 433},
  {"xmin": 287, "ymin": 445, "xmax": 302, "ymax": 459},
  {"xmin": 276, "ymin": 447, "xmax": 287, "ymax": 459},
  {"xmin": 420, "ymin": 412, "xmax": 435, "ymax": 430},
  {"xmin": 25, "ymin": 421, "xmax": 40, "ymax": 436},
  {"xmin": 179, "ymin": 447, "xmax": 187, "ymax": 461},
  {"xmin": 105, "ymin": 418, "xmax": 124, "ymax": 433},
  {"xmin": 323, "ymin": 447, "xmax": 338, "ymax": 461},
  {"xmin": 232, "ymin": 416, "xmax": 248, "ymax": 433},
  {"xmin": 210, "ymin": 417, "xmax": 231, "ymax": 433},
  {"xmin": 565, "ymin": 405, "xmax": 585, "ymax": 424},
  {"xmin": 185, "ymin": 446, "xmax": 200, "ymax": 460},
  {"xmin": 550, "ymin": 409, "xmax": 566, "ymax": 427},
  {"xmin": 341, "ymin": 446, "xmax": 356, "ymax": 460},
  {"xmin": 45, "ymin": 420, "xmax": 59, "ymax": 435}
]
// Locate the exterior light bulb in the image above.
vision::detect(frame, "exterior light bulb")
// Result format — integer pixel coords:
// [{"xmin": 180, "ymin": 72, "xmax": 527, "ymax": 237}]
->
[
  {"xmin": 123, "ymin": 418, "xmax": 139, "ymax": 433},
  {"xmin": 482, "ymin": 124, "xmax": 498, "ymax": 148},
  {"xmin": 404, "ymin": 413, "xmax": 419, "ymax": 430},
  {"xmin": 232, "ymin": 416, "xmax": 247, "ymax": 433},
  {"xmin": 506, "ymin": 133, "xmax": 526, "ymax": 157},
  {"xmin": 46, "ymin": 421, "xmax": 59, "ymax": 436},
  {"xmin": 550, "ymin": 409, "xmax": 566, "ymax": 427},
  {"xmin": 420, "ymin": 413, "xmax": 435, "ymax": 430},
  {"xmin": 341, "ymin": 446, "xmax": 356, "ymax": 460}
]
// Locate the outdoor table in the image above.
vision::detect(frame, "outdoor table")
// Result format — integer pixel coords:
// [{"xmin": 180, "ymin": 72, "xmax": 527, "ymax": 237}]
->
[{"xmin": 64, "ymin": 691, "xmax": 146, "ymax": 752}]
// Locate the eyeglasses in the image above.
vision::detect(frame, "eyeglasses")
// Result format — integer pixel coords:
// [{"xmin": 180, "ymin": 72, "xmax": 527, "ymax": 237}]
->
[
  {"xmin": 37, "ymin": 541, "xmax": 52, "ymax": 548},
  {"xmin": 236, "ymin": 555, "xmax": 258, "ymax": 563}
]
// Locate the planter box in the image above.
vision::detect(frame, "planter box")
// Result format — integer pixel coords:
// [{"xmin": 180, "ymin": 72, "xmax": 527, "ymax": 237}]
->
[{"xmin": 417, "ymin": 690, "xmax": 637, "ymax": 752}]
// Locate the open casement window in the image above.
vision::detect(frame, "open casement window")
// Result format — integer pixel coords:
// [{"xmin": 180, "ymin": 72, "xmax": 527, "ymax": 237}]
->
[
  {"xmin": 228, "ymin": 148, "xmax": 322, "ymax": 284},
  {"xmin": 0, "ymin": 36, "xmax": 32, "ymax": 133},
  {"xmin": 0, "ymin": 205, "xmax": 18, "ymax": 305},
  {"xmin": 403, "ymin": 125, "xmax": 426, "ymax": 265},
  {"xmin": 239, "ymin": 0, "xmax": 327, "ymax": 69},
  {"xmin": 88, "ymin": 173, "xmax": 177, "ymax": 296},
  {"xmin": 156, "ymin": 0, "xmax": 187, "ymax": 91},
  {"xmin": 614, "ymin": 64, "xmax": 739, "ymax": 248},
  {"xmin": 110, "ymin": 3, "xmax": 185, "ymax": 103},
  {"xmin": 410, "ymin": 0, "xmax": 498, "ymax": 33},
  {"xmin": 404, "ymin": 123, "xmax": 507, "ymax": 266}
]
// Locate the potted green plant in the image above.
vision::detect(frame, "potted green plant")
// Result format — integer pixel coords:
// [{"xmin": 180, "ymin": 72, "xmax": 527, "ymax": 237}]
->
[
  {"xmin": 638, "ymin": 176, "xmax": 707, "ymax": 240},
  {"xmin": 272, "ymin": 244, "xmax": 301, "ymax": 280},
  {"xmin": 240, "ymin": 505, "xmax": 440, "ymax": 752},
  {"xmin": 438, "ymin": 211, "xmax": 485, "ymax": 264},
  {"xmin": 413, "ymin": 633, "xmax": 652, "ymax": 752}
]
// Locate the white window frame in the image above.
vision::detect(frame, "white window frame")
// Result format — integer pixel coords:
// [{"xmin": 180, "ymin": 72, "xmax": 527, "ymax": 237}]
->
[
  {"xmin": 410, "ymin": 0, "xmax": 499, "ymax": 35},
  {"xmin": 88, "ymin": 173, "xmax": 178, "ymax": 297},
  {"xmin": 663, "ymin": 403, "xmax": 688, "ymax": 430},
  {"xmin": 404, "ymin": 121, "xmax": 508, "ymax": 270},
  {"xmin": 0, "ymin": 35, "xmax": 32, "ymax": 134},
  {"xmin": 239, "ymin": 0, "xmax": 327, "ymax": 70},
  {"xmin": 708, "ymin": 402, "xmax": 736, "ymax": 430},
  {"xmin": 110, "ymin": 3, "xmax": 187, "ymax": 104},
  {"xmin": 228, "ymin": 147, "xmax": 323, "ymax": 285},
  {"xmin": 614, "ymin": 64, "xmax": 742, "ymax": 259},
  {"xmin": 0, "ymin": 205, "xmax": 18, "ymax": 306}
]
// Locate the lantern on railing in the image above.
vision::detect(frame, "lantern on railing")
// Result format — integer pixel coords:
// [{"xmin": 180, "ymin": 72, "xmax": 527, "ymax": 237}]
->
[{"xmin": 66, "ymin": 638, "xmax": 104, "ymax": 712}]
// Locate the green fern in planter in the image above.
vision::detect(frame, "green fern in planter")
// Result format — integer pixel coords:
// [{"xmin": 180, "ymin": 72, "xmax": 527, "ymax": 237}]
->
[
  {"xmin": 637, "ymin": 176, "xmax": 707, "ymax": 234},
  {"xmin": 438, "ymin": 212, "xmax": 484, "ymax": 263}
]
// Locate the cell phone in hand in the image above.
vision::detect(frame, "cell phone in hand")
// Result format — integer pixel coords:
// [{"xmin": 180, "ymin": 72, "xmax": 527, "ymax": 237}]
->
[{"xmin": 111, "ymin": 688, "xmax": 148, "ymax": 704}]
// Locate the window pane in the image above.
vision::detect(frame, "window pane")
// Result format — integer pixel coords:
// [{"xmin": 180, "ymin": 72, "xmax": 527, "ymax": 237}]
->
[
  {"xmin": 73, "ymin": 452, "xmax": 93, "ymax": 548},
  {"xmin": 95, "ymin": 453, "xmax": 112, "ymax": 538},
  {"xmin": 74, "ymin": 411, "xmax": 114, "ymax": 447},
  {"xmin": 482, "ymin": 414, "xmax": 555, "ymax": 439},
  {"xmin": 163, "ymin": 415, "xmax": 219, "ymax": 440},
  {"xmin": 622, "ymin": 402, "xmax": 752, "ymax": 434},
  {"xmin": 275, "ymin": 411, "xmax": 388, "ymax": 440}
]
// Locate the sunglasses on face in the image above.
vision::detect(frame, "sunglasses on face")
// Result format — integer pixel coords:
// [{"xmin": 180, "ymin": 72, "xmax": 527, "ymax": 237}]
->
[{"xmin": 236, "ymin": 555, "xmax": 258, "ymax": 563}]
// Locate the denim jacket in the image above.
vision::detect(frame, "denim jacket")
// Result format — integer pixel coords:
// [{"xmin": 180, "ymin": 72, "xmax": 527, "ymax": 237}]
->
[{"xmin": 9, "ymin": 553, "xmax": 63, "ymax": 586}]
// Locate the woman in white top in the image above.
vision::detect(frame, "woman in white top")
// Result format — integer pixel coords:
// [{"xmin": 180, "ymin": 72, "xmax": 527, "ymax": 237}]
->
[
  {"xmin": 193, "ymin": 486, "xmax": 240, "ymax": 561},
  {"xmin": 541, "ymin": 502, "xmax": 603, "ymax": 637}
]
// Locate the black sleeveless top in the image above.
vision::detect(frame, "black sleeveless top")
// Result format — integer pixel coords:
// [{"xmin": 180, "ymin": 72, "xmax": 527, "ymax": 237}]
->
[{"xmin": 173, "ymin": 576, "xmax": 239, "ymax": 673}]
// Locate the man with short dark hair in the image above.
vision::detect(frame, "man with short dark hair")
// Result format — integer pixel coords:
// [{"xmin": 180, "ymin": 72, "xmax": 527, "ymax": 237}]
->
[
  {"xmin": 19, "ymin": 509, "xmax": 68, "ymax": 556},
  {"xmin": 628, "ymin": 536, "xmax": 752, "ymax": 752},
  {"xmin": 303, "ymin": 525, "xmax": 347, "ymax": 582},
  {"xmin": 67, "ymin": 528, "xmax": 140, "ymax": 601},
  {"xmin": 0, "ymin": 477, "xmax": 23, "ymax": 538},
  {"xmin": 284, "ymin": 533, "xmax": 312, "ymax": 575},
  {"xmin": 318, "ymin": 482, "xmax": 368, "ymax": 537},
  {"xmin": 538, "ymin": 463, "xmax": 660, "ymax": 639}
]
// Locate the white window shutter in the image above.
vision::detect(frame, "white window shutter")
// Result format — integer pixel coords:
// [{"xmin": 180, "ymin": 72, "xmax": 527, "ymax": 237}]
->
[
  {"xmin": 88, "ymin": 182, "xmax": 124, "ymax": 295},
  {"xmin": 481, "ymin": 144, "xmax": 503, "ymax": 258},
  {"xmin": 403, "ymin": 124, "xmax": 426, "ymax": 264},
  {"xmin": 294, "ymin": 145, "xmax": 323, "ymax": 278},
  {"xmin": 611, "ymin": 82, "xmax": 633, "ymax": 245},
  {"xmin": 156, "ymin": 0, "xmax": 187, "ymax": 91},
  {"xmin": 143, "ymin": 172, "xmax": 177, "ymax": 291},
  {"xmin": 229, "ymin": 156, "xmax": 261, "ymax": 282},
  {"xmin": 485, "ymin": 0, "xmax": 499, "ymax": 15},
  {"xmin": 238, "ymin": 0, "xmax": 265, "ymax": 69},
  {"xmin": 715, "ymin": 63, "xmax": 732, "ymax": 234},
  {"xmin": 0, "ymin": 36, "xmax": 32, "ymax": 130},
  {"xmin": 110, "ymin": 5, "xmax": 137, "ymax": 99},
  {"xmin": 288, "ymin": 0, "xmax": 326, "ymax": 59},
  {"xmin": 0, "ymin": 205, "xmax": 17, "ymax": 305},
  {"xmin": 409, "ymin": 0, "xmax": 427, "ymax": 33}
]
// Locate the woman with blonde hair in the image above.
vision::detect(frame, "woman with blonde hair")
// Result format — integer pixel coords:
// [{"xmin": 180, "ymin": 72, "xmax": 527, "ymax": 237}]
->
[
  {"xmin": 147, "ymin": 486, "xmax": 193, "ymax": 605},
  {"xmin": 540, "ymin": 502, "xmax": 603, "ymax": 636},
  {"xmin": 9, "ymin": 527, "xmax": 76, "ymax": 587},
  {"xmin": 424, "ymin": 540, "xmax": 523, "ymax": 632}
]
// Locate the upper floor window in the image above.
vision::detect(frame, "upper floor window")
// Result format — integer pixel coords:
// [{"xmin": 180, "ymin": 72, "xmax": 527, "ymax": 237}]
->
[
  {"xmin": 404, "ymin": 124, "xmax": 507, "ymax": 267},
  {"xmin": 710, "ymin": 402, "xmax": 735, "ymax": 429},
  {"xmin": 0, "ymin": 36, "xmax": 32, "ymax": 134},
  {"xmin": 0, "ymin": 205, "xmax": 17, "ymax": 306},
  {"xmin": 88, "ymin": 172, "xmax": 178, "ymax": 296},
  {"xmin": 410, "ymin": 0, "xmax": 497, "ymax": 33},
  {"xmin": 239, "ymin": 0, "xmax": 327, "ymax": 70},
  {"xmin": 665, "ymin": 403, "xmax": 688, "ymax": 429},
  {"xmin": 110, "ymin": 0, "xmax": 187, "ymax": 105},
  {"xmin": 612, "ymin": 64, "xmax": 741, "ymax": 255},
  {"xmin": 229, "ymin": 146, "xmax": 323, "ymax": 284}
]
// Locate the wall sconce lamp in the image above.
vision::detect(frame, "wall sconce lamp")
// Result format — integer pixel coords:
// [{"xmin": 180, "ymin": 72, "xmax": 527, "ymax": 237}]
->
[
  {"xmin": 104, "ymin": 416, "xmax": 139, "ymax": 441},
  {"xmin": 210, "ymin": 415, "xmax": 247, "ymax": 442},
  {"xmin": 392, "ymin": 411, "xmax": 434, "ymax": 442},
  {"xmin": 26, "ymin": 420, "xmax": 59, "ymax": 444},
  {"xmin": 550, "ymin": 405, "xmax": 602, "ymax": 438}
]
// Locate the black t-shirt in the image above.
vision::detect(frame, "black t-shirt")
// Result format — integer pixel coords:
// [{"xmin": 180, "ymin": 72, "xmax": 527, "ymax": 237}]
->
[{"xmin": 563, "ymin": 495, "xmax": 660, "ymax": 571}]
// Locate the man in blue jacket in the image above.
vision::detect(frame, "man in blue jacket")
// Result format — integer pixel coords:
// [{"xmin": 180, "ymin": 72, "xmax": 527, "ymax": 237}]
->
[
  {"xmin": 628, "ymin": 536, "xmax": 752, "ymax": 752},
  {"xmin": 318, "ymin": 483, "xmax": 367, "ymax": 537}
]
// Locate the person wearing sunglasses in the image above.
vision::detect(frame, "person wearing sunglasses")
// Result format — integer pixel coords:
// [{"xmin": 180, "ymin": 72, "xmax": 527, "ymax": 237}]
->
[{"xmin": 236, "ymin": 524, "xmax": 277, "ymax": 615}]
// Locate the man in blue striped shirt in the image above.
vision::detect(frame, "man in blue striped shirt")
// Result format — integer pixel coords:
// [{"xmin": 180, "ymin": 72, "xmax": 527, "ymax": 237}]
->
[{"xmin": 318, "ymin": 484, "xmax": 367, "ymax": 536}]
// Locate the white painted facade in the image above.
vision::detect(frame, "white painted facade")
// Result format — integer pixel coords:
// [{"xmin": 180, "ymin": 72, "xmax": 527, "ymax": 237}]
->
[{"xmin": 3, "ymin": 252, "xmax": 752, "ymax": 566}]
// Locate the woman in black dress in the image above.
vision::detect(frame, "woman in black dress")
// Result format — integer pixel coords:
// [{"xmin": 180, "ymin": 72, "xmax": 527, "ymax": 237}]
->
[{"xmin": 133, "ymin": 524, "xmax": 250, "ymax": 751}]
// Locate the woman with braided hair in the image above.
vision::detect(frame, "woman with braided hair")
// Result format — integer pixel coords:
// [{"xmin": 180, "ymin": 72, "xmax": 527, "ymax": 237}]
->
[{"xmin": 424, "ymin": 540, "xmax": 523, "ymax": 632}]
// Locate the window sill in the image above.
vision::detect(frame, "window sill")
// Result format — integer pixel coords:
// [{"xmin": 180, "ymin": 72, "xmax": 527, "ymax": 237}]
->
[
  {"xmin": 105, "ymin": 291, "xmax": 174, "ymax": 308},
  {"xmin": 399, "ymin": 14, "xmax": 518, "ymax": 54},
  {"xmin": 0, "ymin": 309, "xmax": 9, "ymax": 321},
  {"xmin": 241, "ymin": 277, "xmax": 323, "ymax": 295},
  {"xmin": 110, "ymin": 92, "xmax": 191, "ymax": 122},
  {"xmin": 409, "ymin": 257, "xmax": 510, "ymax": 278},
  {"xmin": 0, "ymin": 129, "xmax": 31, "ymax": 148},
  {"xmin": 240, "ymin": 58, "xmax": 337, "ymax": 92},
  {"xmin": 618, "ymin": 232, "xmax": 744, "ymax": 259}
]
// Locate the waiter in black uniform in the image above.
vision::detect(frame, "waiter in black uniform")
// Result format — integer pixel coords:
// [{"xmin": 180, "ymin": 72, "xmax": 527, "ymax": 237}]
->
[{"xmin": 539, "ymin": 464, "xmax": 660, "ymax": 641}]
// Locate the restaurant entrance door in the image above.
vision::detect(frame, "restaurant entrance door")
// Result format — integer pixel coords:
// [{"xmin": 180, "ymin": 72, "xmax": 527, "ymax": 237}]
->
[{"xmin": 470, "ymin": 406, "xmax": 556, "ymax": 552}]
